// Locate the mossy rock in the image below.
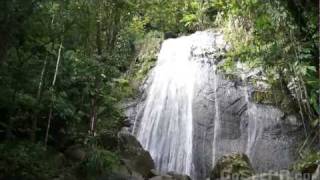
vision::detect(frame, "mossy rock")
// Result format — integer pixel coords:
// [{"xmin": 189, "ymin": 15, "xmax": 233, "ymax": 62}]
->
[
  {"xmin": 252, "ymin": 89, "xmax": 298, "ymax": 115},
  {"xmin": 129, "ymin": 31, "xmax": 164, "ymax": 87},
  {"xmin": 210, "ymin": 153, "xmax": 254, "ymax": 180},
  {"xmin": 118, "ymin": 131, "xmax": 155, "ymax": 178}
]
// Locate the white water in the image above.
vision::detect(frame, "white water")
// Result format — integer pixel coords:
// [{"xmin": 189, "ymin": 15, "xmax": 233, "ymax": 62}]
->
[
  {"xmin": 211, "ymin": 66, "xmax": 220, "ymax": 166},
  {"xmin": 135, "ymin": 31, "xmax": 224, "ymax": 176},
  {"xmin": 130, "ymin": 31, "xmax": 300, "ymax": 179}
]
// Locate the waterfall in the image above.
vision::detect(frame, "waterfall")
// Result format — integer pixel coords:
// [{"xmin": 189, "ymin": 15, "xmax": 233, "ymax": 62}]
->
[
  {"xmin": 130, "ymin": 30, "xmax": 303, "ymax": 180},
  {"xmin": 136, "ymin": 35, "xmax": 196, "ymax": 175},
  {"xmin": 134, "ymin": 31, "xmax": 224, "ymax": 177}
]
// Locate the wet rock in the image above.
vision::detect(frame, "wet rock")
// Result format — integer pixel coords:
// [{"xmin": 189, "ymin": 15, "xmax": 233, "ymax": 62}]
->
[
  {"xmin": 118, "ymin": 129, "xmax": 143, "ymax": 150},
  {"xmin": 118, "ymin": 131, "xmax": 155, "ymax": 178},
  {"xmin": 128, "ymin": 30, "xmax": 306, "ymax": 179},
  {"xmin": 210, "ymin": 153, "xmax": 254, "ymax": 180}
]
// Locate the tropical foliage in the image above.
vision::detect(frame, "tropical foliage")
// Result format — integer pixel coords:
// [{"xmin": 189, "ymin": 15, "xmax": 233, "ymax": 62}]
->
[{"xmin": 0, "ymin": 0, "xmax": 318, "ymax": 178}]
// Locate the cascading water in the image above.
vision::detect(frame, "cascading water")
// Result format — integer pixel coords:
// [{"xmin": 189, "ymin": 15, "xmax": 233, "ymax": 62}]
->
[
  {"xmin": 134, "ymin": 31, "xmax": 225, "ymax": 178},
  {"xmin": 135, "ymin": 36, "xmax": 196, "ymax": 175},
  {"xmin": 130, "ymin": 30, "xmax": 304, "ymax": 180}
]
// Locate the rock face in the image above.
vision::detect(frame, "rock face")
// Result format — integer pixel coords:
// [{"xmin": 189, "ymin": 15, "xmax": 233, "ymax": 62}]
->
[
  {"xmin": 125, "ymin": 30, "xmax": 305, "ymax": 180},
  {"xmin": 210, "ymin": 153, "xmax": 254, "ymax": 180},
  {"xmin": 118, "ymin": 129, "xmax": 155, "ymax": 178},
  {"xmin": 313, "ymin": 166, "xmax": 320, "ymax": 180},
  {"xmin": 191, "ymin": 57, "xmax": 303, "ymax": 179}
]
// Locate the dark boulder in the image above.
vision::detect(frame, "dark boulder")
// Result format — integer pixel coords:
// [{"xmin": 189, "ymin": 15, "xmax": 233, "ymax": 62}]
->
[
  {"xmin": 118, "ymin": 130, "xmax": 155, "ymax": 178},
  {"xmin": 118, "ymin": 130, "xmax": 143, "ymax": 150}
]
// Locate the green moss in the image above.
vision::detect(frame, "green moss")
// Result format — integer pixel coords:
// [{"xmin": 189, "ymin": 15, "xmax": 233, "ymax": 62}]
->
[
  {"xmin": 113, "ymin": 78, "xmax": 135, "ymax": 99},
  {"xmin": 126, "ymin": 31, "xmax": 164, "ymax": 93},
  {"xmin": 210, "ymin": 153, "xmax": 254, "ymax": 180},
  {"xmin": 134, "ymin": 57, "xmax": 157, "ymax": 82},
  {"xmin": 252, "ymin": 91, "xmax": 277, "ymax": 105},
  {"xmin": 252, "ymin": 84, "xmax": 298, "ymax": 114}
]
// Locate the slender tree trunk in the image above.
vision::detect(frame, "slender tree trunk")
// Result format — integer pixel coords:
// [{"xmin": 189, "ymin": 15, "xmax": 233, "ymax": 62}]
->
[
  {"xmin": 89, "ymin": 15, "xmax": 102, "ymax": 136},
  {"xmin": 31, "ymin": 57, "xmax": 48, "ymax": 142},
  {"xmin": 45, "ymin": 42, "xmax": 63, "ymax": 146},
  {"xmin": 89, "ymin": 95, "xmax": 98, "ymax": 135}
]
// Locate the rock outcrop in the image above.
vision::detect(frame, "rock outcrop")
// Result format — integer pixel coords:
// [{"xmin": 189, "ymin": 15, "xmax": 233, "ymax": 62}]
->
[
  {"xmin": 118, "ymin": 129, "xmax": 155, "ymax": 178},
  {"xmin": 125, "ymin": 30, "xmax": 306, "ymax": 179},
  {"xmin": 210, "ymin": 153, "xmax": 254, "ymax": 180}
]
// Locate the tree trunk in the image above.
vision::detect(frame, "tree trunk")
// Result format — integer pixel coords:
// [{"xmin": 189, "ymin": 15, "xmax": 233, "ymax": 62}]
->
[
  {"xmin": 45, "ymin": 42, "xmax": 63, "ymax": 146},
  {"xmin": 89, "ymin": 95, "xmax": 98, "ymax": 136},
  {"xmin": 89, "ymin": 15, "xmax": 102, "ymax": 136}
]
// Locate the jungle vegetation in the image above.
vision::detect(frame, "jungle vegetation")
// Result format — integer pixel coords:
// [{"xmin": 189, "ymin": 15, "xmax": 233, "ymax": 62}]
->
[{"xmin": 0, "ymin": 0, "xmax": 318, "ymax": 179}]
